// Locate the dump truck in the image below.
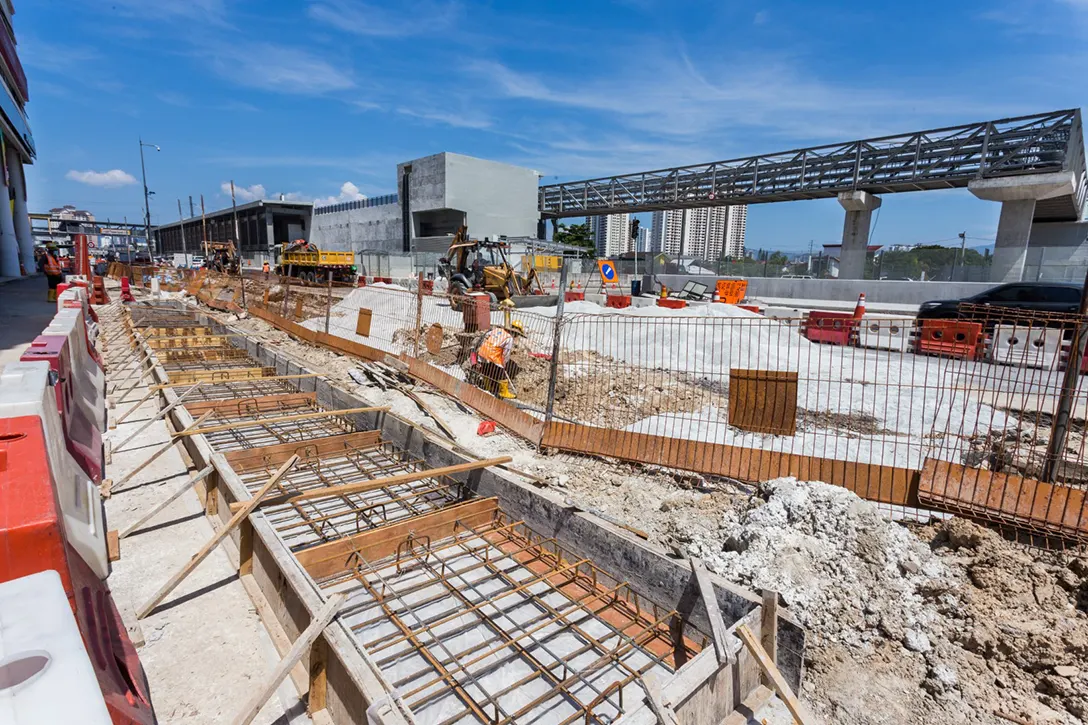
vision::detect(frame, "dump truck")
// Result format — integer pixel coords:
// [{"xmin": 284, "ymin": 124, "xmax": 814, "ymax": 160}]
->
[{"xmin": 275, "ymin": 239, "xmax": 356, "ymax": 283}]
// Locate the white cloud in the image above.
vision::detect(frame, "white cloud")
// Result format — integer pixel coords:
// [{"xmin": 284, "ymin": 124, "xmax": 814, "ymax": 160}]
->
[
  {"xmin": 314, "ymin": 182, "xmax": 367, "ymax": 206},
  {"xmin": 201, "ymin": 41, "xmax": 354, "ymax": 95},
  {"xmin": 396, "ymin": 107, "xmax": 491, "ymax": 129},
  {"xmin": 308, "ymin": 0, "xmax": 459, "ymax": 37},
  {"xmin": 66, "ymin": 169, "xmax": 138, "ymax": 187},
  {"xmin": 222, "ymin": 182, "xmax": 267, "ymax": 202}
]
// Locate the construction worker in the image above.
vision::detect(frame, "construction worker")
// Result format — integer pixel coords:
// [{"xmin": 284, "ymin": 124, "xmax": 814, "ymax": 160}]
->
[
  {"xmin": 262, "ymin": 260, "xmax": 270, "ymax": 280},
  {"xmin": 42, "ymin": 244, "xmax": 63, "ymax": 301},
  {"xmin": 470, "ymin": 320, "xmax": 524, "ymax": 399}
]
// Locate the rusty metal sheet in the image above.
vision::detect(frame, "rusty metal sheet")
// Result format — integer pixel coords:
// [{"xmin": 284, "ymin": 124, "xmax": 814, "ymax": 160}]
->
[
  {"xmin": 728, "ymin": 369, "xmax": 798, "ymax": 436},
  {"xmin": 425, "ymin": 323, "xmax": 444, "ymax": 355},
  {"xmin": 919, "ymin": 458, "xmax": 1088, "ymax": 541}
]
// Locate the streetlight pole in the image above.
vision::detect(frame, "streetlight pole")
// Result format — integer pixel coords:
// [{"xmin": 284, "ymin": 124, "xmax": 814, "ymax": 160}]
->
[{"xmin": 139, "ymin": 138, "xmax": 160, "ymax": 257}]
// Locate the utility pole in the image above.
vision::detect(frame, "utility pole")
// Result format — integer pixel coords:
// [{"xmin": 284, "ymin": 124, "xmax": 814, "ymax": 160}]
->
[
  {"xmin": 139, "ymin": 138, "xmax": 160, "ymax": 256},
  {"xmin": 189, "ymin": 195, "xmax": 195, "ymax": 219},
  {"xmin": 177, "ymin": 199, "xmax": 188, "ymax": 268},
  {"xmin": 200, "ymin": 195, "xmax": 207, "ymax": 258},
  {"xmin": 230, "ymin": 180, "xmax": 246, "ymax": 307},
  {"xmin": 955, "ymin": 231, "xmax": 967, "ymax": 281}
]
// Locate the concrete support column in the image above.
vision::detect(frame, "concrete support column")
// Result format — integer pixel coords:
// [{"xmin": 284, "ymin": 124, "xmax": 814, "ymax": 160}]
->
[
  {"xmin": 969, "ymin": 172, "xmax": 1079, "ymax": 283},
  {"xmin": 0, "ymin": 162, "xmax": 18, "ymax": 277},
  {"xmin": 837, "ymin": 190, "xmax": 881, "ymax": 280},
  {"xmin": 7, "ymin": 145, "xmax": 33, "ymax": 274}
]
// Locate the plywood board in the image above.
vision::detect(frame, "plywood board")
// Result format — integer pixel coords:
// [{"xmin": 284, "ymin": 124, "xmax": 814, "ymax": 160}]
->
[
  {"xmin": 728, "ymin": 369, "xmax": 798, "ymax": 436},
  {"xmin": 356, "ymin": 309, "xmax": 372, "ymax": 337}
]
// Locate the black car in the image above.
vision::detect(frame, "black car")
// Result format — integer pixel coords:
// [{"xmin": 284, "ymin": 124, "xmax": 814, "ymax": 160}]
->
[{"xmin": 916, "ymin": 282, "xmax": 1082, "ymax": 320}]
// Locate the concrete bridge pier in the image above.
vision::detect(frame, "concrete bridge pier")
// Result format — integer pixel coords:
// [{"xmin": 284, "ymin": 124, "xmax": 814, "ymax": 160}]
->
[
  {"xmin": 837, "ymin": 191, "xmax": 881, "ymax": 280},
  {"xmin": 969, "ymin": 171, "xmax": 1078, "ymax": 283}
]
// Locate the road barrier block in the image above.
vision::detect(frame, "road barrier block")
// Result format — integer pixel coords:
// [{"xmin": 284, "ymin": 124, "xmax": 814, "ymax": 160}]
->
[
  {"xmin": 43, "ymin": 309, "xmax": 106, "ymax": 432},
  {"xmin": 20, "ymin": 337, "xmax": 104, "ymax": 483},
  {"xmin": 656, "ymin": 298, "xmax": 687, "ymax": 309},
  {"xmin": 0, "ymin": 363, "xmax": 155, "ymax": 724},
  {"xmin": 989, "ymin": 324, "xmax": 1062, "ymax": 369},
  {"xmin": 565, "ymin": 291, "xmax": 585, "ymax": 303},
  {"xmin": 916, "ymin": 319, "xmax": 984, "ymax": 360},
  {"xmin": 605, "ymin": 294, "xmax": 632, "ymax": 309},
  {"xmin": 803, "ymin": 311, "xmax": 857, "ymax": 345},
  {"xmin": 857, "ymin": 317, "xmax": 915, "ymax": 352},
  {"xmin": 737, "ymin": 304, "xmax": 763, "ymax": 315}
]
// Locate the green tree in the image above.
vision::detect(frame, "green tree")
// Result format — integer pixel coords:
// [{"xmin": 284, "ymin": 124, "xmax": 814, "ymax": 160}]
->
[
  {"xmin": 553, "ymin": 223, "xmax": 595, "ymax": 257},
  {"xmin": 768, "ymin": 252, "xmax": 789, "ymax": 267}
]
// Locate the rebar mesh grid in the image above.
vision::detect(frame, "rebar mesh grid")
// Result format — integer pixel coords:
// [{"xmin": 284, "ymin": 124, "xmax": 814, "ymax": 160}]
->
[
  {"xmin": 321, "ymin": 515, "xmax": 703, "ymax": 725},
  {"xmin": 234, "ymin": 441, "xmax": 464, "ymax": 551},
  {"xmin": 184, "ymin": 378, "xmax": 300, "ymax": 401}
]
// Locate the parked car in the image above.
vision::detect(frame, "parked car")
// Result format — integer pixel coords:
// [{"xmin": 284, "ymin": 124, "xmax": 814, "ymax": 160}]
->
[{"xmin": 916, "ymin": 282, "xmax": 1082, "ymax": 322}]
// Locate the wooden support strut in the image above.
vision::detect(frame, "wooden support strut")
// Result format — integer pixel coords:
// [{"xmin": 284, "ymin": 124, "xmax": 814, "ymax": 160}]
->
[
  {"xmin": 178, "ymin": 405, "xmax": 389, "ymax": 437},
  {"xmin": 113, "ymin": 411, "xmax": 215, "ymax": 491},
  {"xmin": 136, "ymin": 455, "xmax": 299, "ymax": 619},
  {"xmin": 691, "ymin": 558, "xmax": 736, "ymax": 665},
  {"xmin": 230, "ymin": 592, "xmax": 347, "ymax": 725},
  {"xmin": 119, "ymin": 465, "xmax": 215, "ymax": 538},
  {"xmin": 228, "ymin": 456, "xmax": 512, "ymax": 512},
  {"xmin": 113, "ymin": 383, "xmax": 203, "ymax": 453},
  {"xmin": 735, "ymin": 623, "xmax": 809, "ymax": 725}
]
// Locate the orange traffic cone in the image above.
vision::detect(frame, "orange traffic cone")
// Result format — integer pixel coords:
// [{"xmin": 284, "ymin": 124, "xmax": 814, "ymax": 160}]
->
[{"xmin": 853, "ymin": 292, "xmax": 866, "ymax": 319}]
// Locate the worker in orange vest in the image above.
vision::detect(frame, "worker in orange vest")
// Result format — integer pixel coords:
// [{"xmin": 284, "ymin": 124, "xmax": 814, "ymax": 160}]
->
[
  {"xmin": 470, "ymin": 320, "xmax": 524, "ymax": 399},
  {"xmin": 42, "ymin": 244, "xmax": 63, "ymax": 301}
]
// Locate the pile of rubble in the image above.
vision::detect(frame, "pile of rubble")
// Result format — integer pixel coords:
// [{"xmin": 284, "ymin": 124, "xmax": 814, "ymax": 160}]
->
[{"xmin": 678, "ymin": 478, "xmax": 1087, "ymax": 724}]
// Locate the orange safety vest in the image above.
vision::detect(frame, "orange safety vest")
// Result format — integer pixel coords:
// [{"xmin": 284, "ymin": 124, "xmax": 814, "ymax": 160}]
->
[
  {"xmin": 262, "ymin": 261, "xmax": 270, "ymax": 272},
  {"xmin": 43, "ymin": 254, "xmax": 61, "ymax": 276},
  {"xmin": 478, "ymin": 327, "xmax": 514, "ymax": 367}
]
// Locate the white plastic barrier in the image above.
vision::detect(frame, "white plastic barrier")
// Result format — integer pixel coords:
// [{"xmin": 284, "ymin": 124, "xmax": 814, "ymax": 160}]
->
[
  {"xmin": 0, "ymin": 362, "xmax": 109, "ymax": 579},
  {"xmin": 857, "ymin": 316, "xmax": 914, "ymax": 353},
  {"xmin": 42, "ymin": 308, "xmax": 107, "ymax": 432},
  {"xmin": 765, "ymin": 306, "xmax": 805, "ymax": 329},
  {"xmin": 989, "ymin": 324, "xmax": 1062, "ymax": 369},
  {"xmin": 57, "ymin": 286, "xmax": 98, "ymax": 345},
  {"xmin": 0, "ymin": 570, "xmax": 112, "ymax": 724}
]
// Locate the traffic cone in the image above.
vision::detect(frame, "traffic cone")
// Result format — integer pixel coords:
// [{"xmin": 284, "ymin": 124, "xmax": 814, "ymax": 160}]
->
[
  {"xmin": 712, "ymin": 288, "xmax": 721, "ymax": 303},
  {"xmin": 853, "ymin": 292, "xmax": 866, "ymax": 319}
]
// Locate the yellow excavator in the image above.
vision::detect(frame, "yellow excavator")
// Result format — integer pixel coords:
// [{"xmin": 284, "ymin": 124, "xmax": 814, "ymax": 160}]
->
[{"xmin": 438, "ymin": 226, "xmax": 542, "ymax": 302}]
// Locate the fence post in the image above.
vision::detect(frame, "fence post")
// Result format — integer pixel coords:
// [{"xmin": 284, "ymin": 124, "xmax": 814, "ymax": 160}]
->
[
  {"xmin": 414, "ymin": 271, "xmax": 424, "ymax": 358},
  {"xmin": 282, "ymin": 264, "xmax": 292, "ymax": 317},
  {"xmin": 325, "ymin": 271, "xmax": 333, "ymax": 334},
  {"xmin": 544, "ymin": 263, "xmax": 569, "ymax": 426}
]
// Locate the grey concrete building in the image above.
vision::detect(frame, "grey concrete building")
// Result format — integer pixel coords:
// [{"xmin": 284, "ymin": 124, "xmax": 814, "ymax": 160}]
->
[{"xmin": 311, "ymin": 152, "xmax": 540, "ymax": 257}]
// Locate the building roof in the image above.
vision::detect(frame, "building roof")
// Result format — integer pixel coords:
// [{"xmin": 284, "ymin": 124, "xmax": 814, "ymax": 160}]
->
[{"xmin": 156, "ymin": 199, "xmax": 314, "ymax": 231}]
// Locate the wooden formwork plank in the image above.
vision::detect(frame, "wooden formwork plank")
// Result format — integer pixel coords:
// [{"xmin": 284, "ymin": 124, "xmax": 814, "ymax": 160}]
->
[
  {"xmin": 542, "ymin": 421, "xmax": 920, "ymax": 507},
  {"xmin": 297, "ymin": 497, "xmax": 500, "ymax": 580},
  {"xmin": 179, "ymin": 405, "xmax": 388, "ymax": 437},
  {"xmin": 184, "ymin": 392, "xmax": 317, "ymax": 417},
  {"xmin": 919, "ymin": 458, "xmax": 1088, "ymax": 540},
  {"xmin": 728, "ymin": 369, "xmax": 798, "ymax": 436},
  {"xmin": 169, "ymin": 367, "xmax": 275, "ymax": 384},
  {"xmin": 224, "ymin": 431, "xmax": 383, "ymax": 472}
]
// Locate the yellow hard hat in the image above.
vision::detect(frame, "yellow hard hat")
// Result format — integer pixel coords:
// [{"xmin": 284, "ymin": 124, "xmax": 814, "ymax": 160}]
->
[{"xmin": 509, "ymin": 320, "xmax": 525, "ymax": 335}]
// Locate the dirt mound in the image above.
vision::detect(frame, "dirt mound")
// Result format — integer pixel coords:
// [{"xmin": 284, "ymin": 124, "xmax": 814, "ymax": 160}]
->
[{"xmin": 677, "ymin": 478, "xmax": 1088, "ymax": 724}]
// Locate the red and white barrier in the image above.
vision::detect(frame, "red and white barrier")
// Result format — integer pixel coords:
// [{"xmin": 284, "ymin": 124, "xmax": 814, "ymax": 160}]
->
[
  {"xmin": 44, "ymin": 307, "xmax": 107, "ymax": 432},
  {"xmin": 0, "ymin": 570, "xmax": 113, "ymax": 724},
  {"xmin": 0, "ymin": 361, "xmax": 155, "ymax": 724},
  {"xmin": 20, "ymin": 335, "xmax": 104, "ymax": 483}
]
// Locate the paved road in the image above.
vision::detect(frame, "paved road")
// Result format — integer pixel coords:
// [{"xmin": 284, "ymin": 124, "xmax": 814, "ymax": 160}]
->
[{"xmin": 0, "ymin": 275, "xmax": 55, "ymax": 366}]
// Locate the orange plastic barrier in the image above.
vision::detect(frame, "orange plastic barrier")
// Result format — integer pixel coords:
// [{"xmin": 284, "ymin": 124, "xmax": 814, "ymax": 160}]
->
[
  {"xmin": 916, "ymin": 319, "xmax": 984, "ymax": 360},
  {"xmin": 803, "ymin": 311, "xmax": 857, "ymax": 345},
  {"xmin": 92, "ymin": 275, "xmax": 110, "ymax": 305},
  {"xmin": 605, "ymin": 294, "xmax": 632, "ymax": 309},
  {"xmin": 737, "ymin": 304, "xmax": 762, "ymax": 314},
  {"xmin": 657, "ymin": 298, "xmax": 687, "ymax": 309},
  {"xmin": 715, "ymin": 279, "xmax": 748, "ymax": 304},
  {"xmin": 565, "ymin": 291, "xmax": 585, "ymax": 303}
]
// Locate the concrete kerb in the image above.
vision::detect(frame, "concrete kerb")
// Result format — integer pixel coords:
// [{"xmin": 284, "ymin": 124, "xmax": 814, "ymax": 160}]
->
[{"xmin": 152, "ymin": 300, "xmax": 808, "ymax": 718}]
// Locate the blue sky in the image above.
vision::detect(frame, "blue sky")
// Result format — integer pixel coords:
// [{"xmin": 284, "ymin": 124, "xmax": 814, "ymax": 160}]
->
[{"xmin": 17, "ymin": 0, "xmax": 1088, "ymax": 251}]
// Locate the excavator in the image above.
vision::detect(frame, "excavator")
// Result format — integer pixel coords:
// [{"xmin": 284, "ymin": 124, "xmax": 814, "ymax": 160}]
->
[
  {"xmin": 438, "ymin": 226, "xmax": 543, "ymax": 304},
  {"xmin": 204, "ymin": 240, "xmax": 239, "ymax": 274}
]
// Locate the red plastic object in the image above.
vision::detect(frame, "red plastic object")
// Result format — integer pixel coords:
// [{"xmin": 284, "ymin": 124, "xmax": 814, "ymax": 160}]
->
[
  {"xmin": 92, "ymin": 276, "xmax": 111, "ymax": 305},
  {"xmin": 656, "ymin": 298, "xmax": 687, "ymax": 309},
  {"xmin": 916, "ymin": 319, "xmax": 983, "ymax": 360},
  {"xmin": 564, "ymin": 291, "xmax": 585, "ymax": 303},
  {"xmin": 357, "ymin": 276, "xmax": 367, "ymax": 287},
  {"xmin": 803, "ymin": 311, "xmax": 857, "ymax": 345},
  {"xmin": 21, "ymin": 336, "xmax": 103, "ymax": 482},
  {"xmin": 422, "ymin": 280, "xmax": 434, "ymax": 295},
  {"xmin": 0, "ymin": 416, "xmax": 156, "ymax": 724},
  {"xmin": 476, "ymin": 420, "xmax": 497, "ymax": 436},
  {"xmin": 605, "ymin": 294, "xmax": 632, "ymax": 309},
  {"xmin": 119, "ymin": 277, "xmax": 135, "ymax": 303},
  {"xmin": 737, "ymin": 304, "xmax": 763, "ymax": 314}
]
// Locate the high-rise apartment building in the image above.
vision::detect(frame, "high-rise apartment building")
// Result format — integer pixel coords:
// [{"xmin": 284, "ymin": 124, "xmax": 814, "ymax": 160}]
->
[
  {"xmin": 586, "ymin": 213, "xmax": 630, "ymax": 257},
  {"xmin": 649, "ymin": 206, "xmax": 747, "ymax": 259}
]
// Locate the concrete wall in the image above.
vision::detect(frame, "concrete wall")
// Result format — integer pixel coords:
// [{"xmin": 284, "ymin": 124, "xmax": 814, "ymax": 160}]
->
[
  {"xmin": 310, "ymin": 201, "xmax": 402, "ymax": 255},
  {"xmin": 652, "ymin": 273, "xmax": 999, "ymax": 305},
  {"xmin": 443, "ymin": 152, "xmax": 539, "ymax": 241},
  {"xmin": 1023, "ymin": 220, "xmax": 1088, "ymax": 283}
]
